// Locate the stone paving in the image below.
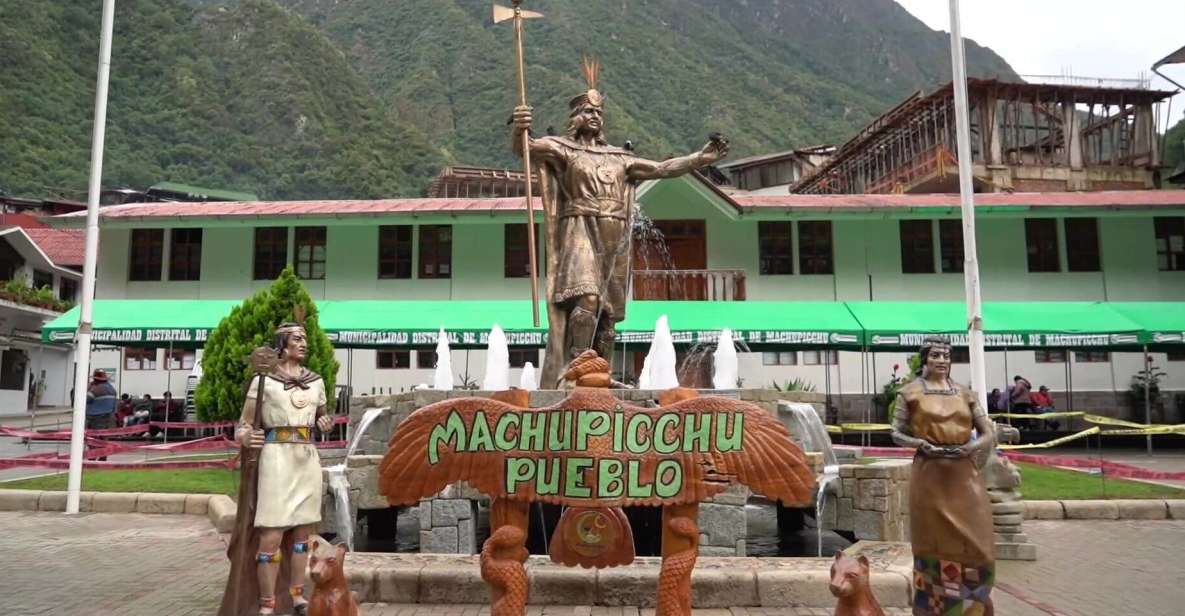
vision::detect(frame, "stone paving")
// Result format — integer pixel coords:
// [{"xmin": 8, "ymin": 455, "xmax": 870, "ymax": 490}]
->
[{"xmin": 1, "ymin": 512, "xmax": 1183, "ymax": 615}]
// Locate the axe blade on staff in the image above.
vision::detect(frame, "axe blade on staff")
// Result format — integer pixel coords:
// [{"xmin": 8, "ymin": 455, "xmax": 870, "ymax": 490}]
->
[{"xmin": 494, "ymin": 1, "xmax": 543, "ymax": 327}]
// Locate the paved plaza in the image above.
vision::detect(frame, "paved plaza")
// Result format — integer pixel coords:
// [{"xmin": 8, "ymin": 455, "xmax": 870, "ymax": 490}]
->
[{"xmin": 1, "ymin": 511, "xmax": 1183, "ymax": 615}]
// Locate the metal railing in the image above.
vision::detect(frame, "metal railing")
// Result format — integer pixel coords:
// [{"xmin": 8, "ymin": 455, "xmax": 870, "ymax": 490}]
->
[{"xmin": 631, "ymin": 269, "xmax": 746, "ymax": 301}]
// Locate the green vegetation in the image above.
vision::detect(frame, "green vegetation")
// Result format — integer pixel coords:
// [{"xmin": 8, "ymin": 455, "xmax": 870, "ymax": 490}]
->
[
  {"xmin": 0, "ymin": 279, "xmax": 74, "ymax": 313},
  {"xmin": 194, "ymin": 267, "xmax": 339, "ymax": 421},
  {"xmin": 1164, "ymin": 117, "xmax": 1185, "ymax": 174},
  {"xmin": 1016, "ymin": 462, "xmax": 1185, "ymax": 500},
  {"xmin": 0, "ymin": 0, "xmax": 440, "ymax": 200},
  {"xmin": 2, "ymin": 0, "xmax": 1016, "ymax": 201},
  {"xmin": 0, "ymin": 468, "xmax": 237, "ymax": 496},
  {"xmin": 771, "ymin": 378, "xmax": 817, "ymax": 392}
]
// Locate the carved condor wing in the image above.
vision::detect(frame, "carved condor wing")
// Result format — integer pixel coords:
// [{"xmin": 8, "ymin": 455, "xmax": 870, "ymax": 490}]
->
[{"xmin": 377, "ymin": 390, "xmax": 816, "ymax": 508}]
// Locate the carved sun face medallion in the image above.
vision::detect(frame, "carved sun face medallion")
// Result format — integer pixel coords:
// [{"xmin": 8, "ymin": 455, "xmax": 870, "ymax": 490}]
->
[
  {"xmin": 596, "ymin": 165, "xmax": 617, "ymax": 185},
  {"xmin": 563, "ymin": 507, "xmax": 622, "ymax": 557},
  {"xmin": 290, "ymin": 388, "xmax": 311, "ymax": 409}
]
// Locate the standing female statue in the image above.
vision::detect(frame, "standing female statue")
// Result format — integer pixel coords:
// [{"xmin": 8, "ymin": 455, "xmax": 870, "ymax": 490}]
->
[
  {"xmin": 220, "ymin": 321, "xmax": 334, "ymax": 616},
  {"xmin": 890, "ymin": 336, "xmax": 996, "ymax": 615}
]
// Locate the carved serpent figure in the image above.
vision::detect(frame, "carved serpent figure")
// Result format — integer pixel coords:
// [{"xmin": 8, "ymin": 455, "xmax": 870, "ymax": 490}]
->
[
  {"xmin": 656, "ymin": 515, "xmax": 699, "ymax": 616},
  {"xmin": 480, "ymin": 525, "xmax": 530, "ymax": 616}
]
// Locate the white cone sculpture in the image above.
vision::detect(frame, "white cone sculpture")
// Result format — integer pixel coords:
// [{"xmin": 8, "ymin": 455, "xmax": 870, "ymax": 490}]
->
[
  {"xmin": 482, "ymin": 324, "xmax": 510, "ymax": 391},
  {"xmin": 648, "ymin": 315, "xmax": 679, "ymax": 390},
  {"xmin": 520, "ymin": 361, "xmax": 538, "ymax": 391},
  {"xmin": 432, "ymin": 328, "xmax": 453, "ymax": 390},
  {"xmin": 713, "ymin": 328, "xmax": 739, "ymax": 390}
]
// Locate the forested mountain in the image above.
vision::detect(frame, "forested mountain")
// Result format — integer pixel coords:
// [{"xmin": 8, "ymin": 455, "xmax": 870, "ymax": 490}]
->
[{"xmin": 2, "ymin": 0, "xmax": 1017, "ymax": 200}]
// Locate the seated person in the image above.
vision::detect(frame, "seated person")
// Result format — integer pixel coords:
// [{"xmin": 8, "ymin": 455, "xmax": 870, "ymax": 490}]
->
[
  {"xmin": 1031, "ymin": 385, "xmax": 1059, "ymax": 430},
  {"xmin": 115, "ymin": 394, "xmax": 135, "ymax": 427}
]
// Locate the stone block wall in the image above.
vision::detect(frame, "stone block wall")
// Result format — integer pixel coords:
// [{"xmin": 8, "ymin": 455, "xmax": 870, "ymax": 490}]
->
[
  {"xmin": 419, "ymin": 498, "xmax": 479, "ymax": 554},
  {"xmin": 697, "ymin": 485, "xmax": 749, "ymax": 556},
  {"xmin": 821, "ymin": 460, "xmax": 910, "ymax": 542}
]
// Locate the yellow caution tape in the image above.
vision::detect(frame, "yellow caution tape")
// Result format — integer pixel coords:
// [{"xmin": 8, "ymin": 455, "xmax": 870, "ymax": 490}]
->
[
  {"xmin": 838, "ymin": 423, "xmax": 894, "ymax": 432},
  {"xmin": 825, "ymin": 425, "xmax": 842, "ymax": 434},
  {"xmin": 1100, "ymin": 425, "xmax": 1185, "ymax": 436},
  {"xmin": 989, "ymin": 411, "xmax": 1085, "ymax": 420},
  {"xmin": 998, "ymin": 427, "xmax": 1100, "ymax": 450}
]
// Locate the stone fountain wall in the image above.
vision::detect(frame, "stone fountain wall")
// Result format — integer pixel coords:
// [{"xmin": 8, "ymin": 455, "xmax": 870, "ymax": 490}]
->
[
  {"xmin": 818, "ymin": 460, "xmax": 911, "ymax": 542},
  {"xmin": 330, "ymin": 389, "xmax": 827, "ymax": 556}
]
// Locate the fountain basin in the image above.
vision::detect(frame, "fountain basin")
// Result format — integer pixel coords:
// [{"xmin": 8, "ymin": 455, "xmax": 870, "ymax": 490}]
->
[{"xmin": 339, "ymin": 542, "xmax": 913, "ymax": 608}]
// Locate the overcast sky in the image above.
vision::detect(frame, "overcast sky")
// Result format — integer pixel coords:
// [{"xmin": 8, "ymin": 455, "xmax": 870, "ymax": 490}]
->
[{"xmin": 894, "ymin": 0, "xmax": 1185, "ymax": 126}]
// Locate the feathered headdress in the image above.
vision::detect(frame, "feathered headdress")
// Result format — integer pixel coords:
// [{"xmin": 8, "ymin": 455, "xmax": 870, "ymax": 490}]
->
[{"xmin": 568, "ymin": 55, "xmax": 604, "ymax": 113}]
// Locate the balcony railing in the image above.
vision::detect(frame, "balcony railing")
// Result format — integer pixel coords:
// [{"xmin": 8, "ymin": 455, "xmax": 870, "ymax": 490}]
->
[{"xmin": 631, "ymin": 269, "xmax": 746, "ymax": 301}]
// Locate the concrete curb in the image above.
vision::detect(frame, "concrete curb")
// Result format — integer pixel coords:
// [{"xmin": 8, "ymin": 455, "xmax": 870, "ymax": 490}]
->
[
  {"xmin": 0, "ymin": 489, "xmax": 228, "ymax": 517},
  {"xmin": 1024, "ymin": 499, "xmax": 1185, "ymax": 520}
]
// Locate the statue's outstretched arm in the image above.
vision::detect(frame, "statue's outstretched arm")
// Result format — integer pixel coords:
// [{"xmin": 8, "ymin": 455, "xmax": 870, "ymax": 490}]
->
[{"xmin": 628, "ymin": 136, "xmax": 728, "ymax": 181}]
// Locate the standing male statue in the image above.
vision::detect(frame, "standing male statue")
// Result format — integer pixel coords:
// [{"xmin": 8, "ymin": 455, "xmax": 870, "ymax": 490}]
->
[
  {"xmin": 220, "ymin": 320, "xmax": 333, "ymax": 616},
  {"xmin": 512, "ymin": 57, "xmax": 728, "ymax": 386}
]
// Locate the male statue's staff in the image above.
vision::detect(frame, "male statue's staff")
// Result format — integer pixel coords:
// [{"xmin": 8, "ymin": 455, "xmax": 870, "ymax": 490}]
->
[{"xmin": 494, "ymin": 0, "xmax": 544, "ymax": 326}]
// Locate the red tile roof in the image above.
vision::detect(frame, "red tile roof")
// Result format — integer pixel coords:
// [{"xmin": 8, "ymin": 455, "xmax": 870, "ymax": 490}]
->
[
  {"xmin": 22, "ymin": 228, "xmax": 86, "ymax": 267},
  {"xmin": 732, "ymin": 190, "xmax": 1185, "ymax": 212},
  {"xmin": 44, "ymin": 190, "xmax": 1185, "ymax": 224}
]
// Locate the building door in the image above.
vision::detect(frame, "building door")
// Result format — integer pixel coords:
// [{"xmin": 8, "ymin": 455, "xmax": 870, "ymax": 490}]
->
[{"xmin": 632, "ymin": 219, "xmax": 707, "ymax": 300}]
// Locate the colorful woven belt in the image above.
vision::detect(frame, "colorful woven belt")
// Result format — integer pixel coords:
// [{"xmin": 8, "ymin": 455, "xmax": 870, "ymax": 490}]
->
[{"xmin": 264, "ymin": 426, "xmax": 312, "ymax": 443}]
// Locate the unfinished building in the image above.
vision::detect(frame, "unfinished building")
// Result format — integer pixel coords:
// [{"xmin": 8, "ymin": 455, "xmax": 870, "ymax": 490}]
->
[{"xmin": 791, "ymin": 78, "xmax": 1175, "ymax": 194}]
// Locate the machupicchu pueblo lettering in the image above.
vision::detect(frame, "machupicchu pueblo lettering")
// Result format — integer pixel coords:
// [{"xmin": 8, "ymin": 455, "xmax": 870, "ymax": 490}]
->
[{"xmin": 426, "ymin": 407, "xmax": 746, "ymax": 499}]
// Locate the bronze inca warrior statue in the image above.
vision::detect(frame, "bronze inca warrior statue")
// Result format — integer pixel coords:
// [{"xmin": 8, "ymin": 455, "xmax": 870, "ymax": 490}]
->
[
  {"xmin": 220, "ymin": 320, "xmax": 335, "ymax": 616},
  {"xmin": 512, "ymin": 57, "xmax": 729, "ymax": 386}
]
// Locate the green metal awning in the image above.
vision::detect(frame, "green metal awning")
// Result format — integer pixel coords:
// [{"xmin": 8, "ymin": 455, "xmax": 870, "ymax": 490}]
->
[
  {"xmin": 847, "ymin": 301, "xmax": 1144, "ymax": 350},
  {"xmin": 41, "ymin": 299, "xmax": 1174, "ymax": 351},
  {"xmin": 619, "ymin": 301, "xmax": 864, "ymax": 349},
  {"xmin": 1108, "ymin": 302, "xmax": 1185, "ymax": 348}
]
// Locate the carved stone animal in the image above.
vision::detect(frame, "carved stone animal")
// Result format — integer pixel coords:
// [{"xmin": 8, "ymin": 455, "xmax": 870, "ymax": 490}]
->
[
  {"xmin": 307, "ymin": 539, "xmax": 359, "ymax": 616},
  {"xmin": 829, "ymin": 552, "xmax": 885, "ymax": 616},
  {"xmin": 480, "ymin": 525, "xmax": 529, "ymax": 616}
]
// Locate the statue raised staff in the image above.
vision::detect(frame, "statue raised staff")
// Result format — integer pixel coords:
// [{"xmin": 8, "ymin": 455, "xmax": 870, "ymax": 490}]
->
[{"xmin": 511, "ymin": 57, "xmax": 729, "ymax": 386}]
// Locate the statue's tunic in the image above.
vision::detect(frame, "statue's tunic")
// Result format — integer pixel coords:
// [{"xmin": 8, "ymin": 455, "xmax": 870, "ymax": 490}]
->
[
  {"xmin": 897, "ymin": 379, "xmax": 994, "ymax": 615},
  {"xmin": 533, "ymin": 136, "xmax": 638, "ymax": 321},
  {"xmin": 246, "ymin": 374, "xmax": 326, "ymax": 528}
]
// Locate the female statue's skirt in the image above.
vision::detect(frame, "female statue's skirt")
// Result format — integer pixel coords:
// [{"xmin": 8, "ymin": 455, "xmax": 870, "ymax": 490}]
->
[{"xmin": 909, "ymin": 454, "xmax": 995, "ymax": 615}]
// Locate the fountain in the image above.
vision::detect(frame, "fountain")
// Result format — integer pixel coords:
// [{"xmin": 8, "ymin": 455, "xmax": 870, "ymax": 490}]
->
[
  {"xmin": 432, "ymin": 327, "xmax": 453, "ymax": 390},
  {"xmin": 712, "ymin": 328, "xmax": 738, "ymax": 390},
  {"xmin": 482, "ymin": 325, "xmax": 510, "ymax": 391},
  {"xmin": 780, "ymin": 402, "xmax": 839, "ymax": 556},
  {"xmin": 323, "ymin": 406, "xmax": 386, "ymax": 551},
  {"xmin": 520, "ymin": 361, "xmax": 538, "ymax": 391},
  {"xmin": 646, "ymin": 315, "xmax": 679, "ymax": 390}
]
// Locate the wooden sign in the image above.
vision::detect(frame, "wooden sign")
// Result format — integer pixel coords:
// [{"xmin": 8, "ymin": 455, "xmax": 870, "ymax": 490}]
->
[
  {"xmin": 378, "ymin": 387, "xmax": 815, "ymax": 508},
  {"xmin": 378, "ymin": 382, "xmax": 815, "ymax": 616}
]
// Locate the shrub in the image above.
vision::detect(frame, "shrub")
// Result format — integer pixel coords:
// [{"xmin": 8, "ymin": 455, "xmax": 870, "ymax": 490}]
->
[{"xmin": 194, "ymin": 267, "xmax": 339, "ymax": 421}]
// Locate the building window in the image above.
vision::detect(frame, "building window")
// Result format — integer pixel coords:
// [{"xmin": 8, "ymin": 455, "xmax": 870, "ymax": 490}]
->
[
  {"xmin": 899, "ymin": 220, "xmax": 935, "ymax": 274},
  {"xmin": 762, "ymin": 351, "xmax": 797, "ymax": 366},
  {"xmin": 504, "ymin": 224, "xmax": 539, "ymax": 278},
  {"xmin": 758, "ymin": 222, "xmax": 793, "ymax": 275},
  {"xmin": 168, "ymin": 228, "xmax": 202, "ymax": 281},
  {"xmin": 802, "ymin": 350, "xmax": 838, "ymax": 365},
  {"xmin": 419, "ymin": 225, "xmax": 452, "ymax": 279},
  {"xmin": 798, "ymin": 221, "xmax": 833, "ymax": 274},
  {"xmin": 124, "ymin": 348, "xmax": 158, "ymax": 370},
  {"xmin": 509, "ymin": 348, "xmax": 540, "ymax": 368},
  {"xmin": 1064, "ymin": 218, "xmax": 1100, "ymax": 272},
  {"xmin": 1154, "ymin": 217, "xmax": 1185, "ymax": 271},
  {"xmin": 415, "ymin": 347, "xmax": 437, "ymax": 369},
  {"xmin": 128, "ymin": 229, "xmax": 164, "ymax": 281},
  {"xmin": 59, "ymin": 278, "xmax": 78, "ymax": 303},
  {"xmin": 1034, "ymin": 349, "xmax": 1067, "ymax": 363},
  {"xmin": 1024, "ymin": 219, "xmax": 1060, "ymax": 273},
  {"xmin": 939, "ymin": 219, "xmax": 964, "ymax": 273},
  {"xmin": 32, "ymin": 269, "xmax": 52, "ymax": 290},
  {"xmin": 1167, "ymin": 351, "xmax": 1185, "ymax": 362},
  {"xmin": 294, "ymin": 227, "xmax": 327, "ymax": 280},
  {"xmin": 253, "ymin": 227, "xmax": 288, "ymax": 281},
  {"xmin": 951, "ymin": 347, "xmax": 970, "ymax": 363},
  {"xmin": 166, "ymin": 348, "xmax": 196, "ymax": 370},
  {"xmin": 379, "ymin": 225, "xmax": 413, "ymax": 279},
  {"xmin": 376, "ymin": 350, "xmax": 411, "ymax": 369},
  {"xmin": 0, "ymin": 349, "xmax": 27, "ymax": 390},
  {"xmin": 1073, "ymin": 351, "xmax": 1109, "ymax": 363}
]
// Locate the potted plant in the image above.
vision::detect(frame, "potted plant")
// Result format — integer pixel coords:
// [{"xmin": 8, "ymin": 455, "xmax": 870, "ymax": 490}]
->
[{"xmin": 1128, "ymin": 361, "xmax": 1168, "ymax": 424}]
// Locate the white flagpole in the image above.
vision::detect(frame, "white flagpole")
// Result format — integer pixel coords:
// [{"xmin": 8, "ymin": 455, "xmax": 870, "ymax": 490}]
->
[
  {"xmin": 66, "ymin": 0, "xmax": 116, "ymax": 514},
  {"xmin": 948, "ymin": 0, "xmax": 988, "ymax": 410}
]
